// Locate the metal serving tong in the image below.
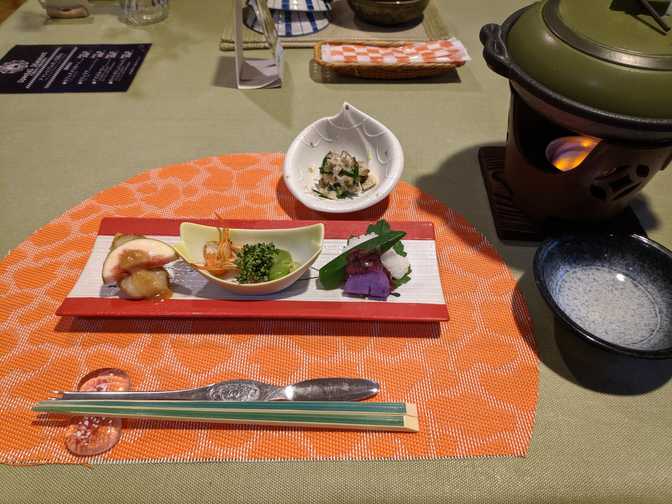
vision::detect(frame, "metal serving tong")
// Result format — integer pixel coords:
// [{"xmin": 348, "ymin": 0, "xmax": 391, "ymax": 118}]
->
[{"xmin": 52, "ymin": 378, "xmax": 380, "ymax": 402}]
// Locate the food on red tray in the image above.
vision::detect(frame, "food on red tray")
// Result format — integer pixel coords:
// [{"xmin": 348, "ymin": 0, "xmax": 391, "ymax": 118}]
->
[
  {"xmin": 191, "ymin": 224, "xmax": 240, "ymax": 277},
  {"xmin": 343, "ymin": 250, "xmax": 392, "ymax": 299},
  {"xmin": 110, "ymin": 233, "xmax": 146, "ymax": 250},
  {"xmin": 319, "ymin": 220, "xmax": 412, "ymax": 300},
  {"xmin": 118, "ymin": 268, "xmax": 171, "ymax": 300},
  {"xmin": 189, "ymin": 216, "xmax": 297, "ymax": 284},
  {"xmin": 101, "ymin": 234, "xmax": 176, "ymax": 300},
  {"xmin": 102, "ymin": 237, "xmax": 176, "ymax": 284}
]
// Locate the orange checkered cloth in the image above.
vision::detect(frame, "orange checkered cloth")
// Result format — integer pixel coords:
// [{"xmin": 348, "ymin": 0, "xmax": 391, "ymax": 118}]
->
[
  {"xmin": 0, "ymin": 153, "xmax": 537, "ymax": 465},
  {"xmin": 320, "ymin": 39, "xmax": 470, "ymax": 65}
]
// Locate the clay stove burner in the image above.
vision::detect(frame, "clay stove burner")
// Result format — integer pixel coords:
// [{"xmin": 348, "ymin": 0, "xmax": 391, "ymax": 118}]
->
[
  {"xmin": 478, "ymin": 146, "xmax": 647, "ymax": 242},
  {"xmin": 478, "ymin": 86, "xmax": 671, "ymax": 241},
  {"xmin": 479, "ymin": 0, "xmax": 672, "ymax": 241}
]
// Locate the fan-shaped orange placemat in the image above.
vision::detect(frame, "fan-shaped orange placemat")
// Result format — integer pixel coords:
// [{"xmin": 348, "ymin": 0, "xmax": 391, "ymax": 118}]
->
[{"xmin": 0, "ymin": 153, "xmax": 538, "ymax": 464}]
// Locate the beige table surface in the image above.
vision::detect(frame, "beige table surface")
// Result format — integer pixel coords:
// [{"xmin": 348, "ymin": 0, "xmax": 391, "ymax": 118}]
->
[{"xmin": 1, "ymin": 1, "xmax": 671, "ymax": 502}]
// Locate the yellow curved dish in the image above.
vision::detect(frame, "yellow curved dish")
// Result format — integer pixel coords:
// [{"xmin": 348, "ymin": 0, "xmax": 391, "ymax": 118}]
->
[{"xmin": 173, "ymin": 222, "xmax": 324, "ymax": 295}]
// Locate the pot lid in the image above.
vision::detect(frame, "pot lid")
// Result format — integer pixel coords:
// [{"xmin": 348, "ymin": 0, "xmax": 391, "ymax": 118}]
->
[
  {"xmin": 543, "ymin": 0, "xmax": 672, "ymax": 70},
  {"xmin": 496, "ymin": 0, "xmax": 672, "ymax": 120}
]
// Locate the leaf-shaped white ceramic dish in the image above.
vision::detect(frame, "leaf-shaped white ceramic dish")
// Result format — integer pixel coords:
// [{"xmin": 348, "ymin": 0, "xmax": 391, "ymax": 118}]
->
[
  {"xmin": 173, "ymin": 222, "xmax": 324, "ymax": 295},
  {"xmin": 283, "ymin": 102, "xmax": 404, "ymax": 213}
]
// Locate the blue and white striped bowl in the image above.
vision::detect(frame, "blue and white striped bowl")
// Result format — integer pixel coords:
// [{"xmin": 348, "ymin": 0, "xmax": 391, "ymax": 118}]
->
[
  {"xmin": 266, "ymin": 0, "xmax": 332, "ymax": 12},
  {"xmin": 245, "ymin": 2, "xmax": 330, "ymax": 37}
]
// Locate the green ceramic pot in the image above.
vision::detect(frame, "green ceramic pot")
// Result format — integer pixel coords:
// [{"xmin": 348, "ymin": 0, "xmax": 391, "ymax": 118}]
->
[
  {"xmin": 480, "ymin": 0, "xmax": 672, "ymax": 138},
  {"xmin": 347, "ymin": 0, "xmax": 430, "ymax": 26}
]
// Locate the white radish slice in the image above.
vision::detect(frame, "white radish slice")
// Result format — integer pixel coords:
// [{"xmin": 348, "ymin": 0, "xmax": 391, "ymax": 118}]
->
[{"xmin": 381, "ymin": 249, "xmax": 410, "ymax": 280}]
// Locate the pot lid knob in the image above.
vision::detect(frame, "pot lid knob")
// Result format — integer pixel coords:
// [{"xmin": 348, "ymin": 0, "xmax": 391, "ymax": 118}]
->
[{"xmin": 637, "ymin": 0, "xmax": 670, "ymax": 32}]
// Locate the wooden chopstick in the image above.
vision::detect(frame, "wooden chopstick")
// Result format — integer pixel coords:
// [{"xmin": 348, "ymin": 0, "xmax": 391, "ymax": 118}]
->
[
  {"xmin": 41, "ymin": 400, "xmax": 417, "ymax": 415},
  {"xmin": 33, "ymin": 400, "xmax": 419, "ymax": 432}
]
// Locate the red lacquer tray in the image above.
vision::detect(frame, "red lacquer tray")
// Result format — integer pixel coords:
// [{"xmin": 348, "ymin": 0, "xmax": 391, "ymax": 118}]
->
[{"xmin": 56, "ymin": 218, "xmax": 449, "ymax": 322}]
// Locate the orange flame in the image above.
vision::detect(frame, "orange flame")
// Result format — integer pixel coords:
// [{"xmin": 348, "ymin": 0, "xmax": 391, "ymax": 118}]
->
[{"xmin": 546, "ymin": 136, "xmax": 600, "ymax": 172}]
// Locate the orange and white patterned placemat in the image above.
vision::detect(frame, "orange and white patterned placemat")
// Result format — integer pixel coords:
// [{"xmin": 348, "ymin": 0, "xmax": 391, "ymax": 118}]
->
[
  {"xmin": 0, "ymin": 153, "xmax": 538, "ymax": 464},
  {"xmin": 320, "ymin": 39, "xmax": 470, "ymax": 65}
]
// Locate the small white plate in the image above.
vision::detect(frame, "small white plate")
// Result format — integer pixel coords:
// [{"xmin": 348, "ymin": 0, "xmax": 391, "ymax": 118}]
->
[{"xmin": 283, "ymin": 102, "xmax": 404, "ymax": 214}]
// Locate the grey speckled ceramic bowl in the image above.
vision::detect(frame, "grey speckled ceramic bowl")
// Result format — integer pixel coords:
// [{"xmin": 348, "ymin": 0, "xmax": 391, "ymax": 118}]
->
[
  {"xmin": 347, "ymin": 0, "xmax": 430, "ymax": 26},
  {"xmin": 534, "ymin": 233, "xmax": 672, "ymax": 359}
]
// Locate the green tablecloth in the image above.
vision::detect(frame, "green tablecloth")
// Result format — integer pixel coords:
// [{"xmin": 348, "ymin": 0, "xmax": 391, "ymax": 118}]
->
[{"xmin": 1, "ymin": 1, "xmax": 671, "ymax": 502}]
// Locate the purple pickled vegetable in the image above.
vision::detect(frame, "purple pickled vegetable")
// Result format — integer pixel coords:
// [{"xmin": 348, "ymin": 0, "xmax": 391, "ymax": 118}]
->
[
  {"xmin": 344, "ymin": 271, "xmax": 391, "ymax": 300},
  {"xmin": 346, "ymin": 249, "xmax": 384, "ymax": 276},
  {"xmin": 343, "ymin": 249, "xmax": 392, "ymax": 300}
]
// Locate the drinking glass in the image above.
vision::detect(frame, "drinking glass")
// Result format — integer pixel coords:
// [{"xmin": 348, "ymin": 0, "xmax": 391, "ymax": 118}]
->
[{"xmin": 120, "ymin": 0, "xmax": 169, "ymax": 25}]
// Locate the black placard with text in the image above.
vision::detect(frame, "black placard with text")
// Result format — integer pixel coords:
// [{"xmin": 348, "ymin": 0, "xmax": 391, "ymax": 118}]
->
[{"xmin": 0, "ymin": 43, "xmax": 151, "ymax": 93}]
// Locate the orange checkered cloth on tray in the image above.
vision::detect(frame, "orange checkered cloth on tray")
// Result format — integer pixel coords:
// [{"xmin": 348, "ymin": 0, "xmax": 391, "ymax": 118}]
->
[{"xmin": 320, "ymin": 39, "xmax": 471, "ymax": 65}]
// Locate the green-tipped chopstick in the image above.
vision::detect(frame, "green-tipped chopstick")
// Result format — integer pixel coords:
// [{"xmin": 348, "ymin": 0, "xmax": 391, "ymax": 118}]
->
[{"xmin": 33, "ymin": 400, "xmax": 419, "ymax": 432}]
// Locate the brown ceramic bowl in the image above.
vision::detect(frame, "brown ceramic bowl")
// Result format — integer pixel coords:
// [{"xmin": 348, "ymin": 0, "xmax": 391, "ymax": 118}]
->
[{"xmin": 347, "ymin": 0, "xmax": 430, "ymax": 26}]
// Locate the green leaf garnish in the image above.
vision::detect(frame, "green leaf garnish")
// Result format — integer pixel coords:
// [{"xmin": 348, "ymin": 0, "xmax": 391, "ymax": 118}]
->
[
  {"xmin": 366, "ymin": 220, "xmax": 390, "ymax": 235},
  {"xmin": 367, "ymin": 220, "xmax": 407, "ymax": 257},
  {"xmin": 391, "ymin": 267, "xmax": 412, "ymax": 290},
  {"xmin": 392, "ymin": 241, "xmax": 406, "ymax": 257},
  {"xmin": 319, "ymin": 155, "xmax": 331, "ymax": 175}
]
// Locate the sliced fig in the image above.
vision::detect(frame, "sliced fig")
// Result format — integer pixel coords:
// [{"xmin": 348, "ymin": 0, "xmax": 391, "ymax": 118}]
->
[
  {"xmin": 65, "ymin": 368, "xmax": 130, "ymax": 457},
  {"xmin": 118, "ymin": 268, "xmax": 171, "ymax": 300},
  {"xmin": 110, "ymin": 233, "xmax": 146, "ymax": 251},
  {"xmin": 102, "ymin": 238, "xmax": 176, "ymax": 284}
]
